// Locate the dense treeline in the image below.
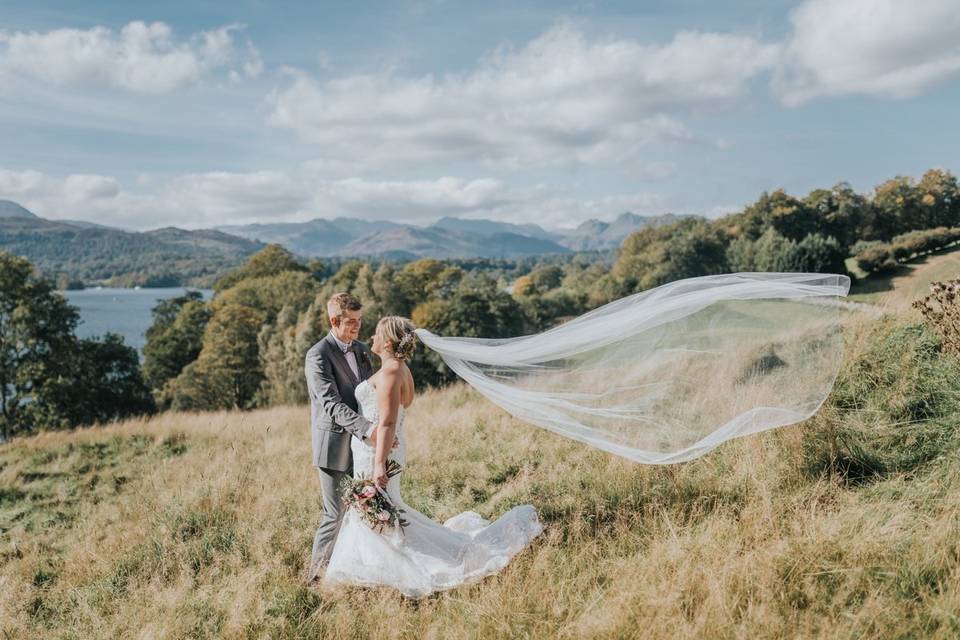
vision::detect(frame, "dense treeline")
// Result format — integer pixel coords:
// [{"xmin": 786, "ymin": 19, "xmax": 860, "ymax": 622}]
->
[{"xmin": 141, "ymin": 168, "xmax": 960, "ymax": 414}]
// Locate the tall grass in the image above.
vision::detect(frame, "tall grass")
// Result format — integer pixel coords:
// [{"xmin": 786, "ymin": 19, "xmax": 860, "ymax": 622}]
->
[{"xmin": 2, "ymin": 310, "xmax": 960, "ymax": 638}]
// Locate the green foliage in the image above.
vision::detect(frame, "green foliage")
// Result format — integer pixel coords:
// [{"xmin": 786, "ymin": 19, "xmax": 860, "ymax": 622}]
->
[
  {"xmin": 149, "ymin": 245, "xmax": 323, "ymax": 411},
  {"xmin": 412, "ymin": 274, "xmax": 527, "ymax": 385},
  {"xmin": 167, "ymin": 304, "xmax": 267, "ymax": 411},
  {"xmin": 142, "ymin": 292, "xmax": 211, "ymax": 407},
  {"xmin": 611, "ymin": 217, "xmax": 729, "ymax": 295},
  {"xmin": 256, "ymin": 300, "xmax": 325, "ymax": 406},
  {"xmin": 804, "ymin": 321, "xmax": 960, "ymax": 483},
  {"xmin": 726, "ymin": 228, "xmax": 848, "ymax": 274},
  {"xmin": 789, "ymin": 233, "xmax": 849, "ymax": 273},
  {"xmin": 33, "ymin": 334, "xmax": 155, "ymax": 429},
  {"xmin": 212, "ymin": 271, "xmax": 318, "ymax": 321},
  {"xmin": 855, "ymin": 227, "xmax": 960, "ymax": 274},
  {"xmin": 213, "ymin": 243, "xmax": 308, "ymax": 292},
  {"xmin": 0, "ymin": 251, "xmax": 80, "ymax": 438},
  {"xmin": 862, "ymin": 170, "xmax": 960, "ymax": 241},
  {"xmin": 803, "ymin": 183, "xmax": 870, "ymax": 249},
  {"xmin": 0, "ymin": 252, "xmax": 153, "ymax": 439},
  {"xmin": 528, "ymin": 265, "xmax": 564, "ymax": 292}
]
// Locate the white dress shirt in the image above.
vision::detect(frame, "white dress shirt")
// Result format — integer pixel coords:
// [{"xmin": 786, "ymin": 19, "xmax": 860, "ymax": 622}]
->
[
  {"xmin": 331, "ymin": 332, "xmax": 376, "ymax": 443},
  {"xmin": 331, "ymin": 333, "xmax": 360, "ymax": 379}
]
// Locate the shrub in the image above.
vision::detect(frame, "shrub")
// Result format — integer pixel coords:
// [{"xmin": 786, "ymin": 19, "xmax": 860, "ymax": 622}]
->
[{"xmin": 913, "ymin": 279, "xmax": 960, "ymax": 357}]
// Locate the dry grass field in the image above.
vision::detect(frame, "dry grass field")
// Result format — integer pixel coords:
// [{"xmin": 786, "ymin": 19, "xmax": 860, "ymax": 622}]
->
[{"xmin": 3, "ymin": 272, "xmax": 960, "ymax": 638}]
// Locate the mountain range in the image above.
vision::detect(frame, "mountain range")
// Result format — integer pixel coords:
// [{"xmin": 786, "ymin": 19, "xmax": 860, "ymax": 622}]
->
[
  {"xmin": 215, "ymin": 211, "xmax": 689, "ymax": 258},
  {"xmin": 0, "ymin": 200, "xmax": 263, "ymax": 287},
  {"xmin": 0, "ymin": 198, "xmax": 690, "ymax": 285}
]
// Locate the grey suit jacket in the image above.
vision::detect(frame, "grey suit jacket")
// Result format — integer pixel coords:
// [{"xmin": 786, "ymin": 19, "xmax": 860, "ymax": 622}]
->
[{"xmin": 305, "ymin": 331, "xmax": 375, "ymax": 472}]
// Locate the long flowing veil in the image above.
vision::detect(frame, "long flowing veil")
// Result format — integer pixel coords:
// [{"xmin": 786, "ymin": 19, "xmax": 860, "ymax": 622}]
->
[{"xmin": 415, "ymin": 272, "xmax": 852, "ymax": 464}]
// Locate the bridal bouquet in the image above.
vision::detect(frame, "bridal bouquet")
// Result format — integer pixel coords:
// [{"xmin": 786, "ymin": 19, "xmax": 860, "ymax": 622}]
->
[{"xmin": 340, "ymin": 460, "xmax": 409, "ymax": 534}]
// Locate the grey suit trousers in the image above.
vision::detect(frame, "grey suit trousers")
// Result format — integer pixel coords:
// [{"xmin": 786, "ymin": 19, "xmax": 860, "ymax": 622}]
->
[{"xmin": 309, "ymin": 465, "xmax": 351, "ymax": 580}]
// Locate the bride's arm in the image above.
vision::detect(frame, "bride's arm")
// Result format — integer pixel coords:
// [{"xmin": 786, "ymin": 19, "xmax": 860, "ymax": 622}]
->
[{"xmin": 373, "ymin": 363, "xmax": 401, "ymax": 487}]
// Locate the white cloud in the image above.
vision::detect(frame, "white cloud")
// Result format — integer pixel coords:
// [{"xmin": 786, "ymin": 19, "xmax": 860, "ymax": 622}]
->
[
  {"xmin": 0, "ymin": 21, "xmax": 262, "ymax": 93},
  {"xmin": 0, "ymin": 168, "xmax": 49, "ymax": 195},
  {"xmin": 0, "ymin": 168, "xmax": 120, "ymax": 213},
  {"xmin": 266, "ymin": 21, "xmax": 778, "ymax": 171},
  {"xmin": 0, "ymin": 166, "xmax": 669, "ymax": 231},
  {"xmin": 623, "ymin": 161, "xmax": 678, "ymax": 182},
  {"xmin": 774, "ymin": 0, "xmax": 960, "ymax": 106},
  {"xmin": 157, "ymin": 172, "xmax": 533, "ymax": 225},
  {"xmin": 63, "ymin": 174, "xmax": 120, "ymax": 201}
]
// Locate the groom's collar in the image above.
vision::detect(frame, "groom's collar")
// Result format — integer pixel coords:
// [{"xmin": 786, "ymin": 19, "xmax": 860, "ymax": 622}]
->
[{"xmin": 327, "ymin": 331, "xmax": 354, "ymax": 353}]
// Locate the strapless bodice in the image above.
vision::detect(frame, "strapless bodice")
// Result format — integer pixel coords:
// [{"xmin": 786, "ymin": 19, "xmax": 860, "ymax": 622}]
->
[{"xmin": 354, "ymin": 379, "xmax": 406, "ymax": 431}]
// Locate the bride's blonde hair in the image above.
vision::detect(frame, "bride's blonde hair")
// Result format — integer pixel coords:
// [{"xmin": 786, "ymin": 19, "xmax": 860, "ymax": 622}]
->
[{"xmin": 377, "ymin": 316, "xmax": 418, "ymax": 362}]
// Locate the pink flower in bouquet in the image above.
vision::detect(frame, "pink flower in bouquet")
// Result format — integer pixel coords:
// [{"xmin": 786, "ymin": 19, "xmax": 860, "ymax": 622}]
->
[
  {"xmin": 377, "ymin": 511, "xmax": 391, "ymax": 522},
  {"xmin": 361, "ymin": 485, "xmax": 377, "ymax": 498}
]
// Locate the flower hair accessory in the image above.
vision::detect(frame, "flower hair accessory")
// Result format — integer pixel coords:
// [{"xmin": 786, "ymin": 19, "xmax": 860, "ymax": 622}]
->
[{"xmin": 394, "ymin": 331, "xmax": 417, "ymax": 360}]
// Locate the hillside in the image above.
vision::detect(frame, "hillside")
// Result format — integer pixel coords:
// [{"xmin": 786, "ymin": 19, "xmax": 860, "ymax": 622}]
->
[
  {"xmin": 0, "ymin": 202, "xmax": 264, "ymax": 287},
  {"xmin": 848, "ymin": 244, "xmax": 960, "ymax": 311},
  {"xmin": 3, "ymin": 271, "xmax": 960, "ymax": 637},
  {"xmin": 0, "ymin": 199, "xmax": 38, "ymax": 219},
  {"xmin": 215, "ymin": 219, "xmax": 371, "ymax": 257}
]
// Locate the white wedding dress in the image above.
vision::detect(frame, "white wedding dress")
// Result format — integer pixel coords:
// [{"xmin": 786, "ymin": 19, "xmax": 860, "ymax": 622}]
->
[{"xmin": 322, "ymin": 379, "xmax": 543, "ymax": 598}]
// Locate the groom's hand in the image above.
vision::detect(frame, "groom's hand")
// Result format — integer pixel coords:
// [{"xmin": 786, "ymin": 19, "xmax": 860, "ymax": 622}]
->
[{"xmin": 366, "ymin": 427, "xmax": 399, "ymax": 449}]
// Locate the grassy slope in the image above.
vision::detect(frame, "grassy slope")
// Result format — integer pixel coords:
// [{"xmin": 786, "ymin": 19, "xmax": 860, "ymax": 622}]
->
[
  {"xmin": 4, "ymin": 265, "xmax": 960, "ymax": 638},
  {"xmin": 848, "ymin": 244, "xmax": 960, "ymax": 310}
]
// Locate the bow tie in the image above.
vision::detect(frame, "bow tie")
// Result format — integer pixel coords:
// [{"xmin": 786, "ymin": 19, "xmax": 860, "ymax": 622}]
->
[{"xmin": 341, "ymin": 343, "xmax": 355, "ymax": 354}]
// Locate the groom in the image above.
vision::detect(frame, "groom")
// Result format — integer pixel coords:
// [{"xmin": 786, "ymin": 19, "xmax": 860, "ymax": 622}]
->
[{"xmin": 304, "ymin": 292, "xmax": 377, "ymax": 583}]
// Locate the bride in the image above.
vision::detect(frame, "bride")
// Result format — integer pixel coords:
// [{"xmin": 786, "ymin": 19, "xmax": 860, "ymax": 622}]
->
[{"xmin": 321, "ymin": 316, "xmax": 543, "ymax": 598}]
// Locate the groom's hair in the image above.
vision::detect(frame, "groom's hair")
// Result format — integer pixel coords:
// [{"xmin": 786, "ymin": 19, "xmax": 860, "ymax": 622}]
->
[{"xmin": 327, "ymin": 292, "xmax": 362, "ymax": 326}]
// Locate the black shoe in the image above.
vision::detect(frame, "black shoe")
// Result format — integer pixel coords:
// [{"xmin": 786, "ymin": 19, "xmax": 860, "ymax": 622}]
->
[{"xmin": 305, "ymin": 558, "xmax": 326, "ymax": 584}]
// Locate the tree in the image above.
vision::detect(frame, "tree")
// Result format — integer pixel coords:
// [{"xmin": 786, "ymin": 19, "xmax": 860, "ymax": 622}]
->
[
  {"xmin": 411, "ymin": 274, "xmax": 526, "ymax": 386},
  {"xmin": 750, "ymin": 229, "xmax": 848, "ymax": 274},
  {"xmin": 529, "ymin": 265, "xmax": 564, "ymax": 292},
  {"xmin": 213, "ymin": 243, "xmax": 308, "ymax": 292},
  {"xmin": 142, "ymin": 291, "xmax": 211, "ymax": 402},
  {"xmin": 35, "ymin": 334, "xmax": 155, "ymax": 428},
  {"xmin": 785, "ymin": 233, "xmax": 848, "ymax": 274},
  {"xmin": 803, "ymin": 182, "xmax": 869, "ymax": 250},
  {"xmin": 870, "ymin": 176, "xmax": 922, "ymax": 240},
  {"xmin": 212, "ymin": 270, "xmax": 319, "ymax": 322},
  {"xmin": 918, "ymin": 169, "xmax": 960, "ymax": 229},
  {"xmin": 0, "ymin": 251, "xmax": 80, "ymax": 439},
  {"xmin": 168, "ymin": 303, "xmax": 267, "ymax": 411},
  {"xmin": 612, "ymin": 218, "xmax": 728, "ymax": 293},
  {"xmin": 1, "ymin": 251, "xmax": 154, "ymax": 439},
  {"xmin": 256, "ymin": 299, "xmax": 325, "ymax": 406}
]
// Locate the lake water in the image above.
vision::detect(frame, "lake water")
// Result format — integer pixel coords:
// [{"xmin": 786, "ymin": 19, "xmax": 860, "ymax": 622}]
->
[{"xmin": 62, "ymin": 287, "xmax": 214, "ymax": 355}]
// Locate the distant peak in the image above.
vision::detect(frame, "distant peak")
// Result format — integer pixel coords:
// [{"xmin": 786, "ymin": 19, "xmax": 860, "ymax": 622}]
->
[{"xmin": 0, "ymin": 200, "xmax": 38, "ymax": 219}]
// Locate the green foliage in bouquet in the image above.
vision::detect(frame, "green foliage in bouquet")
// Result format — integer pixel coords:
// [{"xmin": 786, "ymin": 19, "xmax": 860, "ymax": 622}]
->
[{"xmin": 339, "ymin": 460, "xmax": 409, "ymax": 534}]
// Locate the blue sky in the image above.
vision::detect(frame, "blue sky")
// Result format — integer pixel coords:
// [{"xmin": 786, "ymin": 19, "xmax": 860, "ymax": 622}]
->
[{"xmin": 0, "ymin": 0, "xmax": 958, "ymax": 231}]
